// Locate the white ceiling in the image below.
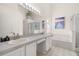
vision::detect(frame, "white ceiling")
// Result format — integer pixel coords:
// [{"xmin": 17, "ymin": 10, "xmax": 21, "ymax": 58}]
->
[{"xmin": 28, "ymin": 3, "xmax": 52, "ymax": 19}]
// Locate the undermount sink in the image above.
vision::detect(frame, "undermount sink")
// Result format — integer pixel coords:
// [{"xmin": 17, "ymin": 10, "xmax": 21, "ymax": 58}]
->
[{"xmin": 8, "ymin": 39, "xmax": 26, "ymax": 44}]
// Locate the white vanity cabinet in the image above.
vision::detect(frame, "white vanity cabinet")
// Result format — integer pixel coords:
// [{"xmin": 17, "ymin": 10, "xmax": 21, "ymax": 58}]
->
[
  {"xmin": 3, "ymin": 42, "xmax": 37, "ymax": 56},
  {"xmin": 37, "ymin": 36, "xmax": 52, "ymax": 55},
  {"xmin": 25, "ymin": 42, "xmax": 36, "ymax": 56},
  {"xmin": 4, "ymin": 46, "xmax": 25, "ymax": 56},
  {"xmin": 1, "ymin": 35, "xmax": 52, "ymax": 56},
  {"xmin": 45, "ymin": 37, "xmax": 52, "ymax": 51}
]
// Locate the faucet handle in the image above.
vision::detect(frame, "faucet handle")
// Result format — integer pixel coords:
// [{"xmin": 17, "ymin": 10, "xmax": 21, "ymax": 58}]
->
[{"xmin": 11, "ymin": 32, "xmax": 15, "ymax": 36}]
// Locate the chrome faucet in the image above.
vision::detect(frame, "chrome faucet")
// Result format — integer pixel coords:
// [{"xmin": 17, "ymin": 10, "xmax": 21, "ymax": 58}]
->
[
  {"xmin": 16, "ymin": 33, "xmax": 20, "ymax": 39},
  {"xmin": 11, "ymin": 32, "xmax": 20, "ymax": 40},
  {"xmin": 11, "ymin": 32, "xmax": 16, "ymax": 40}
]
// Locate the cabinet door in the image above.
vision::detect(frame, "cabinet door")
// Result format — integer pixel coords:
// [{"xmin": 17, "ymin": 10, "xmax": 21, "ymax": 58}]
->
[
  {"xmin": 4, "ymin": 46, "xmax": 25, "ymax": 56},
  {"xmin": 49, "ymin": 37, "xmax": 52, "ymax": 48},
  {"xmin": 46, "ymin": 38, "xmax": 50, "ymax": 51},
  {"xmin": 26, "ymin": 42, "xmax": 36, "ymax": 56},
  {"xmin": 46, "ymin": 37, "xmax": 52, "ymax": 51}
]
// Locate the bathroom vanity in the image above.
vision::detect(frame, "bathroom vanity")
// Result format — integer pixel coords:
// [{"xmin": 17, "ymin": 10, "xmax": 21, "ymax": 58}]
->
[{"xmin": 0, "ymin": 34, "xmax": 53, "ymax": 56}]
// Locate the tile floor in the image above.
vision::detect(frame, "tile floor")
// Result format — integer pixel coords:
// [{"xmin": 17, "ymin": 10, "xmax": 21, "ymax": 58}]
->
[{"xmin": 38, "ymin": 46, "xmax": 77, "ymax": 56}]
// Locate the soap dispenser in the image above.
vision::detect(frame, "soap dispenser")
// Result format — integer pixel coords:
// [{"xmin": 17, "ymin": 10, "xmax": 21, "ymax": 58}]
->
[{"xmin": 0, "ymin": 37, "xmax": 4, "ymax": 42}]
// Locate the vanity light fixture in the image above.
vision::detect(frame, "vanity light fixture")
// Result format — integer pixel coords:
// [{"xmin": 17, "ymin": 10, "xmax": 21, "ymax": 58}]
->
[
  {"xmin": 19, "ymin": 3, "xmax": 40, "ymax": 15},
  {"xmin": 25, "ymin": 3, "xmax": 40, "ymax": 15}
]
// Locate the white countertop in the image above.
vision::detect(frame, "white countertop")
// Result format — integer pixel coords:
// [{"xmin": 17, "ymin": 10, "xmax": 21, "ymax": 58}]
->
[{"xmin": 0, "ymin": 34, "xmax": 53, "ymax": 55}]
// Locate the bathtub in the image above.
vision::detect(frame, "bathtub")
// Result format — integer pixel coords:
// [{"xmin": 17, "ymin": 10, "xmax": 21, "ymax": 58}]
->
[{"xmin": 51, "ymin": 34, "xmax": 73, "ymax": 50}]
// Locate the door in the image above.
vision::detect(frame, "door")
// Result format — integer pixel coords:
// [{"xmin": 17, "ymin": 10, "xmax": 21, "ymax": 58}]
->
[{"xmin": 72, "ymin": 14, "xmax": 79, "ymax": 48}]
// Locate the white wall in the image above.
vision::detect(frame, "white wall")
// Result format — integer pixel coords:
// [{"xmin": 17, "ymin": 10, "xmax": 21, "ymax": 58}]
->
[
  {"xmin": 52, "ymin": 3, "xmax": 79, "ymax": 36},
  {"xmin": 0, "ymin": 4, "xmax": 25, "ymax": 37}
]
